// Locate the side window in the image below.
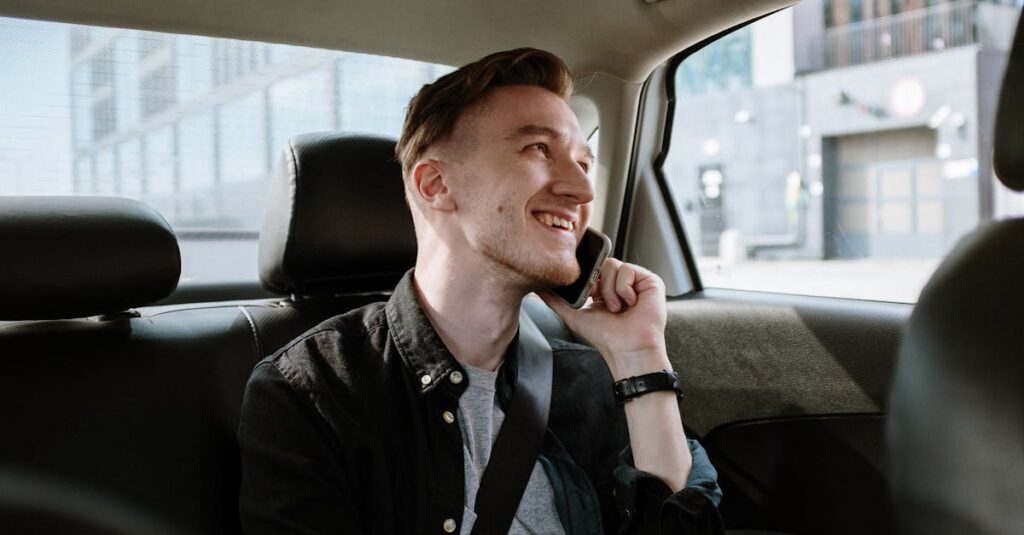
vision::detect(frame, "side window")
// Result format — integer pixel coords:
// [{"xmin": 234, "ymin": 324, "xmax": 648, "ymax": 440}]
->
[
  {"xmin": 664, "ymin": 2, "xmax": 1024, "ymax": 302},
  {"xmin": 0, "ymin": 17, "xmax": 452, "ymax": 285}
]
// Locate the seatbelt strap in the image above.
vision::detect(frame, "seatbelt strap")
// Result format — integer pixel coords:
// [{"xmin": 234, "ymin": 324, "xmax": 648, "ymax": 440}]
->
[{"xmin": 470, "ymin": 309, "xmax": 553, "ymax": 535}]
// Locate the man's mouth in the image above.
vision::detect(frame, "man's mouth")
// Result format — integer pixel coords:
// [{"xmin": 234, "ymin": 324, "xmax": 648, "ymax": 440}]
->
[{"xmin": 533, "ymin": 212, "xmax": 575, "ymax": 232}]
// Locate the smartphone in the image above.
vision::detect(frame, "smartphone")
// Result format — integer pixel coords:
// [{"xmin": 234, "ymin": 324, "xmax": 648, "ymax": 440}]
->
[{"xmin": 553, "ymin": 227, "xmax": 612, "ymax": 309}]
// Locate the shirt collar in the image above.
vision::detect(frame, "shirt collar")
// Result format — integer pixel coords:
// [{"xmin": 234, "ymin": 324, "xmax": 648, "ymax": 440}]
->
[{"xmin": 385, "ymin": 269, "xmax": 518, "ymax": 402}]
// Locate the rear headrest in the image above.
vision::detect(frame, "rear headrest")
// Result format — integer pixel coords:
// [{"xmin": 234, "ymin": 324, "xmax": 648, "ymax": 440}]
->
[
  {"xmin": 259, "ymin": 133, "xmax": 417, "ymax": 297},
  {"xmin": 994, "ymin": 12, "xmax": 1024, "ymax": 191},
  {"xmin": 0, "ymin": 196, "xmax": 180, "ymax": 320}
]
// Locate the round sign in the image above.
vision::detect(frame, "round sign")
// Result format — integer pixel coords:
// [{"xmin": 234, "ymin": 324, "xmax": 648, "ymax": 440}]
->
[{"xmin": 890, "ymin": 76, "xmax": 926, "ymax": 119}]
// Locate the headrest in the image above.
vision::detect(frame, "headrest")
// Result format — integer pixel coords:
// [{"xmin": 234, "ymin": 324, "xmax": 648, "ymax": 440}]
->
[
  {"xmin": 889, "ymin": 219, "xmax": 1024, "ymax": 533},
  {"xmin": 259, "ymin": 133, "xmax": 417, "ymax": 297},
  {"xmin": 994, "ymin": 12, "xmax": 1024, "ymax": 191},
  {"xmin": 0, "ymin": 196, "xmax": 180, "ymax": 320}
]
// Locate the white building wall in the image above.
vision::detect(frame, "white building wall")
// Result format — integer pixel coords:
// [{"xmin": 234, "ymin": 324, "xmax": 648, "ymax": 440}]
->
[{"xmin": 752, "ymin": 9, "xmax": 796, "ymax": 88}]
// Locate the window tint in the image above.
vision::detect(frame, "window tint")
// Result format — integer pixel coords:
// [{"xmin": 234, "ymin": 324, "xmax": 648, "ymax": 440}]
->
[
  {"xmin": 665, "ymin": 1, "xmax": 1024, "ymax": 302},
  {"xmin": 0, "ymin": 17, "xmax": 451, "ymax": 285}
]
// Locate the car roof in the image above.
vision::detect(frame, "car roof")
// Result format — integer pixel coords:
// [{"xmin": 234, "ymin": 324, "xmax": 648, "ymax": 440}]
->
[{"xmin": 0, "ymin": 0, "xmax": 794, "ymax": 83}]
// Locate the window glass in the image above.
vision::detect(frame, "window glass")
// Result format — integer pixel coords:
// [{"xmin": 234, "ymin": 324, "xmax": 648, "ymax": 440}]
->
[
  {"xmin": 94, "ymin": 149, "xmax": 116, "ymax": 195},
  {"xmin": 179, "ymin": 113, "xmax": 215, "ymax": 193},
  {"xmin": 218, "ymin": 91, "xmax": 267, "ymax": 187},
  {"xmin": 118, "ymin": 139, "xmax": 144, "ymax": 197},
  {"xmin": 338, "ymin": 56, "xmax": 453, "ymax": 136},
  {"xmin": 0, "ymin": 17, "xmax": 450, "ymax": 285},
  {"xmin": 269, "ymin": 68, "xmax": 332, "ymax": 153},
  {"xmin": 665, "ymin": 2, "xmax": 1024, "ymax": 302}
]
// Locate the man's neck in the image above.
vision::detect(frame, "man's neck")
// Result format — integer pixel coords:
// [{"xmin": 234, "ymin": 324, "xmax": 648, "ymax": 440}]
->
[{"xmin": 412, "ymin": 250, "xmax": 525, "ymax": 372}]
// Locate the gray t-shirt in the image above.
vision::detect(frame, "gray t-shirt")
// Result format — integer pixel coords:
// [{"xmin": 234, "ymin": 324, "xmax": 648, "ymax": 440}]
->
[{"xmin": 457, "ymin": 363, "xmax": 566, "ymax": 535}]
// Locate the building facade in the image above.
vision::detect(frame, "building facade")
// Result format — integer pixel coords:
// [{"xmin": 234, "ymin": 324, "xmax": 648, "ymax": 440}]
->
[
  {"xmin": 669, "ymin": 0, "xmax": 1023, "ymax": 259},
  {"xmin": 68, "ymin": 28, "xmax": 448, "ymax": 233}
]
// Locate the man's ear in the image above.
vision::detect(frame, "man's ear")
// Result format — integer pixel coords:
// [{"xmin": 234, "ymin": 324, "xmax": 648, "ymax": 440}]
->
[{"xmin": 411, "ymin": 159, "xmax": 456, "ymax": 212}]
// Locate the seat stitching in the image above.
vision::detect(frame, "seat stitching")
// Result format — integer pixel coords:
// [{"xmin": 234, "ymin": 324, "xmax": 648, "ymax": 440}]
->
[{"xmin": 238, "ymin": 305, "xmax": 264, "ymax": 359}]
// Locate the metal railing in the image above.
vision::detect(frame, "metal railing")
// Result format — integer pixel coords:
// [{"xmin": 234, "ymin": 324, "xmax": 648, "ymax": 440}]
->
[{"xmin": 822, "ymin": 1, "xmax": 978, "ymax": 68}]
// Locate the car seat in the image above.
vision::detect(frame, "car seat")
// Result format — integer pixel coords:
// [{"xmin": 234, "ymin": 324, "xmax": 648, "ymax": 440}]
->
[{"xmin": 888, "ymin": 11, "xmax": 1024, "ymax": 535}]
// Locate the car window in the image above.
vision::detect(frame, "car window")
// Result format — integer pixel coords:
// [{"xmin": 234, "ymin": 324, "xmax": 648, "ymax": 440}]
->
[
  {"xmin": 0, "ymin": 17, "xmax": 452, "ymax": 285},
  {"xmin": 664, "ymin": 1, "xmax": 1024, "ymax": 303}
]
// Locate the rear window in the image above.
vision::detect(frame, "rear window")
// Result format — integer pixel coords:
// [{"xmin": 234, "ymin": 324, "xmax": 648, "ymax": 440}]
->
[
  {"xmin": 0, "ymin": 17, "xmax": 451, "ymax": 285},
  {"xmin": 663, "ymin": 3, "xmax": 1024, "ymax": 303}
]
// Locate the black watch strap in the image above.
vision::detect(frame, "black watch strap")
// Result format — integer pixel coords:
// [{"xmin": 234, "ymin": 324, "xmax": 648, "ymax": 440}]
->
[{"xmin": 613, "ymin": 370, "xmax": 683, "ymax": 405}]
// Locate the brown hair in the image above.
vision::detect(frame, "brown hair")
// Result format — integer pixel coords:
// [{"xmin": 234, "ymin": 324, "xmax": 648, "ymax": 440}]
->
[{"xmin": 396, "ymin": 48, "xmax": 573, "ymax": 175}]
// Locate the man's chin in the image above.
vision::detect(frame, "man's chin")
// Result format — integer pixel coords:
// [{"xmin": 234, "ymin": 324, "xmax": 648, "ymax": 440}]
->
[
  {"xmin": 483, "ymin": 246, "xmax": 579, "ymax": 291},
  {"xmin": 527, "ymin": 260, "xmax": 580, "ymax": 290}
]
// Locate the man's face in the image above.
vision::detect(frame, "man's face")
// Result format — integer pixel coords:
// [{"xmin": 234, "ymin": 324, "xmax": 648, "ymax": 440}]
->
[{"xmin": 444, "ymin": 84, "xmax": 595, "ymax": 289}]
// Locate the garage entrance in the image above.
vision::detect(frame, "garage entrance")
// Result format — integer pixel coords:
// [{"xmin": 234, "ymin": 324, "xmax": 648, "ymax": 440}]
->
[{"xmin": 825, "ymin": 128, "xmax": 944, "ymax": 258}]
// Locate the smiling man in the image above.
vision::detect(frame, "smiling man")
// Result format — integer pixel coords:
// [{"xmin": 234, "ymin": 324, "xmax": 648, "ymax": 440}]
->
[{"xmin": 238, "ymin": 48, "xmax": 723, "ymax": 534}]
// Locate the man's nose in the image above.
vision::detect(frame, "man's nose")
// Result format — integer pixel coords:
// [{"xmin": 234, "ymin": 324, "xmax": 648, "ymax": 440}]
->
[{"xmin": 551, "ymin": 159, "xmax": 595, "ymax": 205}]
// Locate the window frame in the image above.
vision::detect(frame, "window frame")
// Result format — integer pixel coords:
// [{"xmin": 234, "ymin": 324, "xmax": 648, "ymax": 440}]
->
[{"xmin": 639, "ymin": 11, "xmax": 783, "ymax": 295}]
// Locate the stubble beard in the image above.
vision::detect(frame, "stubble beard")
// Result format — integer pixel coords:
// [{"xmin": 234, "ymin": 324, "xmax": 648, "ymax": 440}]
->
[{"xmin": 479, "ymin": 222, "xmax": 581, "ymax": 291}]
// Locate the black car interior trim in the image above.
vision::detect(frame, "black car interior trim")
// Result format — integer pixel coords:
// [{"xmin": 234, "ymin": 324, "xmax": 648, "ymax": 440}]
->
[
  {"xmin": 665, "ymin": 289, "xmax": 909, "ymax": 534},
  {"xmin": 0, "ymin": 196, "xmax": 181, "ymax": 321},
  {"xmin": 155, "ymin": 281, "xmax": 276, "ymax": 306},
  {"xmin": 705, "ymin": 414, "xmax": 890, "ymax": 535}
]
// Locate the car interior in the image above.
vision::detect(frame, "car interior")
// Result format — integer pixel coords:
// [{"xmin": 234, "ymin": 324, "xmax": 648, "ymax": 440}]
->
[{"xmin": 0, "ymin": 0, "xmax": 1022, "ymax": 534}]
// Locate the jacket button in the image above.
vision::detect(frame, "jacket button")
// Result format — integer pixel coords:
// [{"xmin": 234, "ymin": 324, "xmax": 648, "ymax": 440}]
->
[
  {"xmin": 442, "ymin": 411, "xmax": 456, "ymax": 424},
  {"xmin": 443, "ymin": 518, "xmax": 457, "ymax": 532},
  {"xmin": 449, "ymin": 371, "xmax": 464, "ymax": 384},
  {"xmin": 421, "ymin": 374, "xmax": 432, "ymax": 386}
]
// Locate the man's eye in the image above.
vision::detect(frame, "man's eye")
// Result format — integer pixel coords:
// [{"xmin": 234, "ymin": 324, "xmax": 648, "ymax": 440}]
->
[
  {"xmin": 528, "ymin": 143, "xmax": 549, "ymax": 156},
  {"xmin": 578, "ymin": 161, "xmax": 590, "ymax": 173}
]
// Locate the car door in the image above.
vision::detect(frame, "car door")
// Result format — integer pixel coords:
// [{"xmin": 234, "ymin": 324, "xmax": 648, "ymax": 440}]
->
[{"xmin": 609, "ymin": 4, "xmax": 1023, "ymax": 533}]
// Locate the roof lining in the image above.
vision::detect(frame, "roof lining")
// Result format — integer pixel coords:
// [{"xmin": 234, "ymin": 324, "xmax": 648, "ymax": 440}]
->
[{"xmin": 0, "ymin": 0, "xmax": 797, "ymax": 83}]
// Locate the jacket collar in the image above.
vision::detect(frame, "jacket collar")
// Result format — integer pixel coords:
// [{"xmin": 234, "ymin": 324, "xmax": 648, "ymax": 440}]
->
[{"xmin": 385, "ymin": 269, "xmax": 517, "ymax": 404}]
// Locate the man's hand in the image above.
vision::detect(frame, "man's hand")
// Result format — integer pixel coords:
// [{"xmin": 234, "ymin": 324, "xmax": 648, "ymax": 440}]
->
[
  {"xmin": 538, "ymin": 258, "xmax": 671, "ymax": 381},
  {"xmin": 539, "ymin": 258, "xmax": 692, "ymax": 492}
]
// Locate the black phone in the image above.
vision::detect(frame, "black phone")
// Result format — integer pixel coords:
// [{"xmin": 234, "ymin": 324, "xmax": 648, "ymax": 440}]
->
[{"xmin": 552, "ymin": 227, "xmax": 612, "ymax": 309}]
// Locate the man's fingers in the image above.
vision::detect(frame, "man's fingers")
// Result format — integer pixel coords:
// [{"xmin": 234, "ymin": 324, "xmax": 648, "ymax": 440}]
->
[
  {"xmin": 632, "ymin": 265, "xmax": 665, "ymax": 296},
  {"xmin": 599, "ymin": 259, "xmax": 623, "ymax": 312},
  {"xmin": 540, "ymin": 259, "xmax": 660, "ymax": 319},
  {"xmin": 615, "ymin": 263, "xmax": 638, "ymax": 307}
]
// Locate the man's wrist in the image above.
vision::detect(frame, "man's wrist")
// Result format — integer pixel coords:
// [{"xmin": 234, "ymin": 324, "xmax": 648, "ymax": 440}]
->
[
  {"xmin": 613, "ymin": 370, "xmax": 682, "ymax": 405},
  {"xmin": 606, "ymin": 345, "xmax": 672, "ymax": 382}
]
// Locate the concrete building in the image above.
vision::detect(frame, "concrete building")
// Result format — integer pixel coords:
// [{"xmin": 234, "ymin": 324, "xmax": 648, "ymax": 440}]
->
[
  {"xmin": 668, "ymin": 0, "xmax": 1023, "ymax": 259},
  {"xmin": 68, "ymin": 28, "xmax": 447, "ymax": 233}
]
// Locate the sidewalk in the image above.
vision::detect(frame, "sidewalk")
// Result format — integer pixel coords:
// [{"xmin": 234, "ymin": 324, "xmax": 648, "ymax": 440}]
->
[{"xmin": 696, "ymin": 257, "xmax": 944, "ymax": 303}]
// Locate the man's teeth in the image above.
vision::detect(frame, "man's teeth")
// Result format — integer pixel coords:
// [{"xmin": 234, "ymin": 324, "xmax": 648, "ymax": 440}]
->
[{"xmin": 536, "ymin": 213, "xmax": 574, "ymax": 231}]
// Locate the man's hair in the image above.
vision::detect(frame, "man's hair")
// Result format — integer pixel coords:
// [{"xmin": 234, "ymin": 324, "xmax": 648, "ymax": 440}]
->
[{"xmin": 396, "ymin": 48, "xmax": 573, "ymax": 175}]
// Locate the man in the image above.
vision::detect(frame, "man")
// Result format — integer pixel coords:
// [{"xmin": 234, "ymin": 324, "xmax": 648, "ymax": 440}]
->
[{"xmin": 239, "ymin": 48, "xmax": 723, "ymax": 534}]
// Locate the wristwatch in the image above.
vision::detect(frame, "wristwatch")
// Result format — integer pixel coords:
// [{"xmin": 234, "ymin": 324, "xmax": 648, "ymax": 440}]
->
[{"xmin": 613, "ymin": 370, "xmax": 684, "ymax": 405}]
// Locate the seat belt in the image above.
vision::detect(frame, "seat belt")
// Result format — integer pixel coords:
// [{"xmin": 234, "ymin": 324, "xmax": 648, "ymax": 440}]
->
[{"xmin": 470, "ymin": 310, "xmax": 553, "ymax": 535}]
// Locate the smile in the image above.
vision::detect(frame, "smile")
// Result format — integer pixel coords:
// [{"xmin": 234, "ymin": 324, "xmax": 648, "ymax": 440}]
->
[{"xmin": 533, "ymin": 212, "xmax": 575, "ymax": 232}]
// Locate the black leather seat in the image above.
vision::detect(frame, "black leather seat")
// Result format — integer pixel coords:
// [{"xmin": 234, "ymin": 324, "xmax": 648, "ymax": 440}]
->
[
  {"xmin": 888, "ymin": 12, "xmax": 1024, "ymax": 535},
  {"xmin": 240, "ymin": 133, "xmax": 420, "ymax": 355},
  {"xmin": 0, "ymin": 196, "xmax": 256, "ymax": 535},
  {"xmin": 0, "ymin": 137, "xmax": 419, "ymax": 534}
]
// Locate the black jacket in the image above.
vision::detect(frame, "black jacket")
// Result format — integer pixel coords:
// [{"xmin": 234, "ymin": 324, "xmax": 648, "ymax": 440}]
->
[{"xmin": 238, "ymin": 271, "xmax": 723, "ymax": 534}]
